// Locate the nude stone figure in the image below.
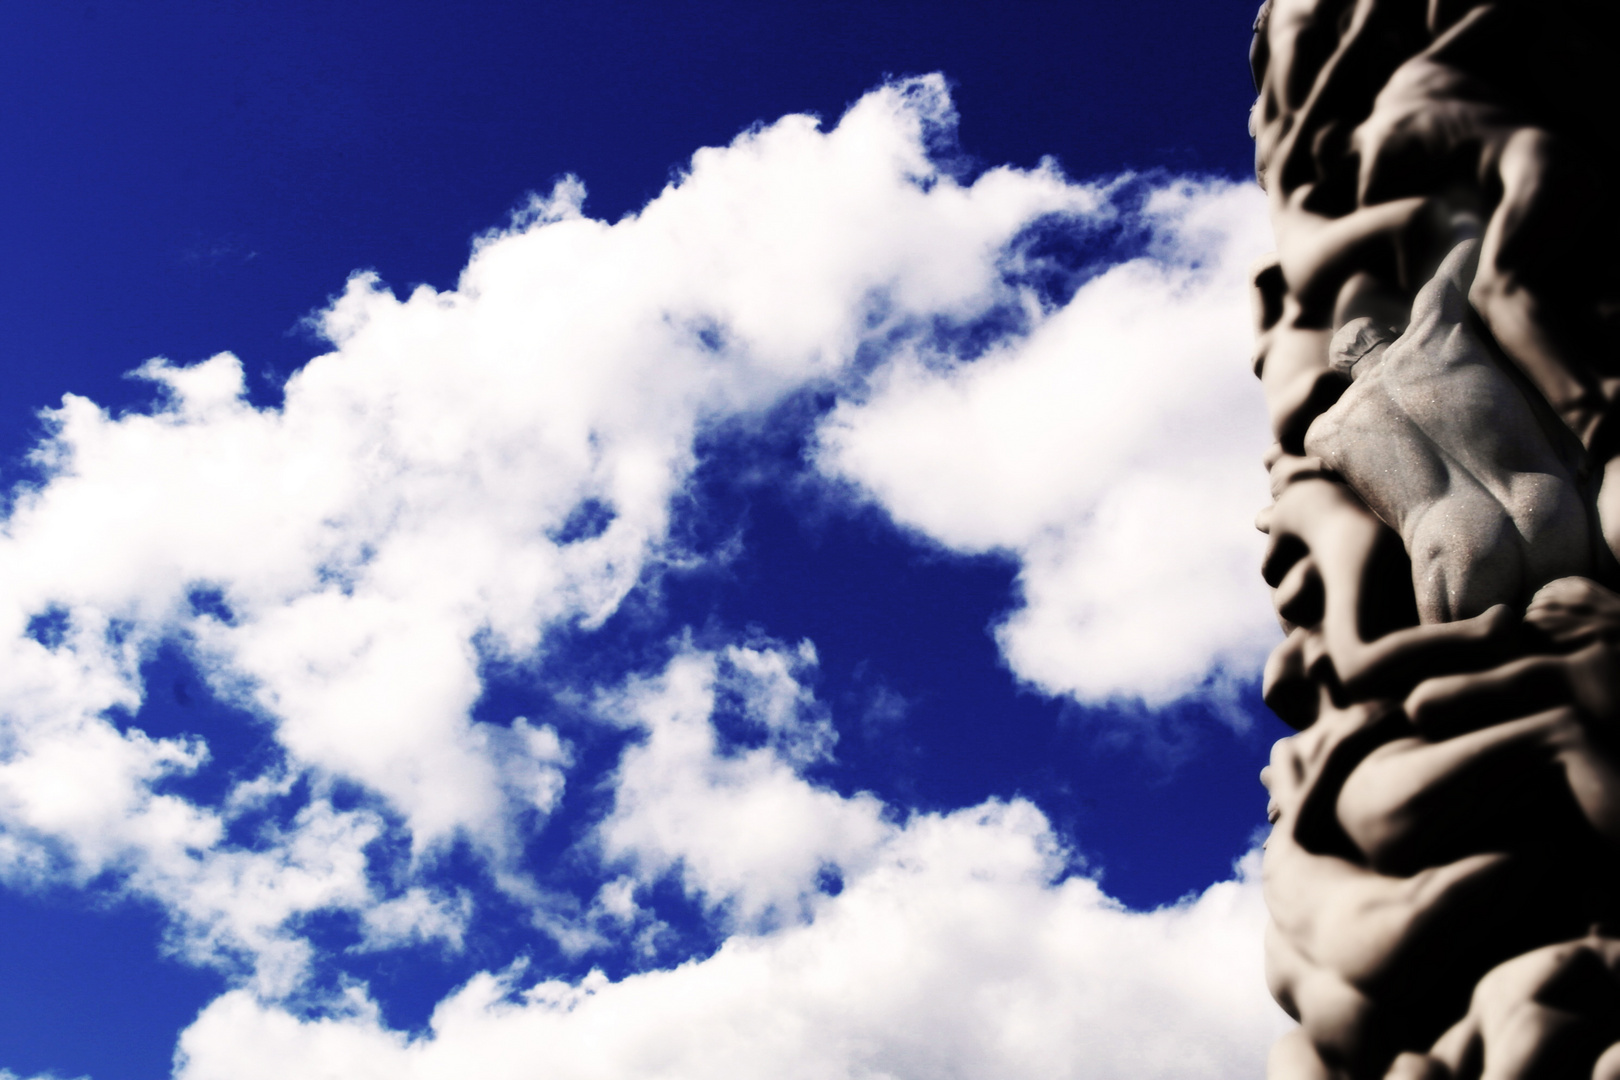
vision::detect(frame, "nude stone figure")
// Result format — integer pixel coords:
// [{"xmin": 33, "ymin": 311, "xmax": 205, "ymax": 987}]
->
[
  {"xmin": 1305, "ymin": 237, "xmax": 1594, "ymax": 624},
  {"xmin": 1247, "ymin": 0, "xmax": 1620, "ymax": 1074}
]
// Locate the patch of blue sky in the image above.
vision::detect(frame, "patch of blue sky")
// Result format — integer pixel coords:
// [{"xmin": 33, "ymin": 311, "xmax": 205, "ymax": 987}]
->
[
  {"xmin": 656, "ymin": 419, "xmax": 1287, "ymax": 905},
  {"xmin": 121, "ymin": 642, "xmax": 281, "ymax": 812},
  {"xmin": 0, "ymin": 886, "xmax": 222, "ymax": 1080}
]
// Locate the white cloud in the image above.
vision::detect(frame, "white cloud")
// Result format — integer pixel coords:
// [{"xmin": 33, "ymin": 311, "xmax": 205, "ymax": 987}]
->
[
  {"xmin": 596, "ymin": 642, "xmax": 891, "ymax": 926},
  {"xmin": 0, "ymin": 75, "xmax": 1287, "ymax": 1075},
  {"xmin": 174, "ymin": 645, "xmax": 1285, "ymax": 1080},
  {"xmin": 0, "ymin": 76, "xmax": 1094, "ymax": 987},
  {"xmin": 178, "ymin": 839, "xmax": 1280, "ymax": 1080},
  {"xmin": 817, "ymin": 178, "xmax": 1279, "ymax": 705},
  {"xmin": 357, "ymin": 887, "xmax": 472, "ymax": 953}
]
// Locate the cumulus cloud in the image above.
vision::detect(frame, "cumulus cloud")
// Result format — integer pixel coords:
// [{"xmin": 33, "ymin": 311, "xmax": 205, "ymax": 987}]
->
[
  {"xmin": 180, "ymin": 840, "xmax": 1280, "ymax": 1080},
  {"xmin": 817, "ymin": 178, "xmax": 1278, "ymax": 706},
  {"xmin": 0, "ymin": 74, "xmax": 1287, "ymax": 1075},
  {"xmin": 0, "ymin": 75, "xmax": 1094, "ymax": 986},
  {"xmin": 174, "ymin": 644, "xmax": 1285, "ymax": 1080},
  {"xmin": 596, "ymin": 642, "xmax": 890, "ymax": 926}
]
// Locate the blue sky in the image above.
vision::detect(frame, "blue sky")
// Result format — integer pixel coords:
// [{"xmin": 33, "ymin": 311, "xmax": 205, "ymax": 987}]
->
[{"xmin": 0, "ymin": 4, "xmax": 1293, "ymax": 1077}]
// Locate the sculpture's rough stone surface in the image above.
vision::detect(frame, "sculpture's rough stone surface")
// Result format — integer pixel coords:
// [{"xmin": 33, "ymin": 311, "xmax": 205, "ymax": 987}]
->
[{"xmin": 1248, "ymin": 1, "xmax": 1620, "ymax": 1076}]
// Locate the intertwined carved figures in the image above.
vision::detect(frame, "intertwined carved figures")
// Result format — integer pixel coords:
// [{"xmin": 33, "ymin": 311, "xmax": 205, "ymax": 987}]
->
[{"xmin": 1248, "ymin": 1, "xmax": 1620, "ymax": 1075}]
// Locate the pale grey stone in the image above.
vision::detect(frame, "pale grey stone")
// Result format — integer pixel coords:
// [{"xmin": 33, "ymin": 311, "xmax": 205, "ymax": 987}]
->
[{"xmin": 1304, "ymin": 239, "xmax": 1593, "ymax": 623}]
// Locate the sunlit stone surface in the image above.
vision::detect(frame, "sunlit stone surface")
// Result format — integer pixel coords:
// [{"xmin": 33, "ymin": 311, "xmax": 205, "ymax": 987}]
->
[{"xmin": 1248, "ymin": 1, "xmax": 1620, "ymax": 1075}]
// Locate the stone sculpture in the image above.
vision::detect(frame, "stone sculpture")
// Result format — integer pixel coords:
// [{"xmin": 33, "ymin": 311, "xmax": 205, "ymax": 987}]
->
[{"xmin": 1248, "ymin": 1, "xmax": 1620, "ymax": 1075}]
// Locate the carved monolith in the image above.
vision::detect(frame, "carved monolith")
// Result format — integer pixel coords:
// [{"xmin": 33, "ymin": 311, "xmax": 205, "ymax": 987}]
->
[{"xmin": 1249, "ymin": 2, "xmax": 1620, "ymax": 1075}]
